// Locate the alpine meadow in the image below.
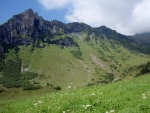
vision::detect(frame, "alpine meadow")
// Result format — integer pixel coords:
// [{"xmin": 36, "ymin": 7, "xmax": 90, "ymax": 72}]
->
[{"xmin": 0, "ymin": 9, "xmax": 150, "ymax": 113}]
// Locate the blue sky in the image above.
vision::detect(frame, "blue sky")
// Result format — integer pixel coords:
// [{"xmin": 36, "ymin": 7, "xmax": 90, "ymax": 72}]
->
[
  {"xmin": 1, "ymin": 0, "xmax": 150, "ymax": 35},
  {"xmin": 0, "ymin": 0, "xmax": 66, "ymax": 25}
]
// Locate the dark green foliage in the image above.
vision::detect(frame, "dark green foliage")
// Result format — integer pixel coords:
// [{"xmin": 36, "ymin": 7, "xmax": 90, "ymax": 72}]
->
[
  {"xmin": 54, "ymin": 86, "xmax": 61, "ymax": 90},
  {"xmin": 0, "ymin": 60, "xmax": 4, "ymax": 71},
  {"xmin": 33, "ymin": 80, "xmax": 39, "ymax": 84},
  {"xmin": 70, "ymin": 47, "xmax": 82, "ymax": 60},
  {"xmin": 0, "ymin": 45, "xmax": 40, "ymax": 90},
  {"xmin": 100, "ymin": 56, "xmax": 108, "ymax": 62},
  {"xmin": 95, "ymin": 67, "xmax": 101, "ymax": 74},
  {"xmin": 0, "ymin": 88, "xmax": 4, "ymax": 93},
  {"xmin": 47, "ymin": 82, "xmax": 53, "ymax": 86},
  {"xmin": 0, "ymin": 71, "xmax": 39, "ymax": 89},
  {"xmin": 70, "ymin": 50, "xmax": 82, "ymax": 60},
  {"xmin": 22, "ymin": 81, "xmax": 40, "ymax": 90},
  {"xmin": 3, "ymin": 60, "xmax": 21, "ymax": 77},
  {"xmin": 104, "ymin": 73, "xmax": 114, "ymax": 82},
  {"xmin": 100, "ymin": 44, "xmax": 110, "ymax": 52},
  {"xmin": 67, "ymin": 22, "xmax": 93, "ymax": 33},
  {"xmin": 110, "ymin": 64, "xmax": 117, "ymax": 70},
  {"xmin": 140, "ymin": 61, "xmax": 150, "ymax": 74},
  {"xmin": 84, "ymin": 37, "xmax": 90, "ymax": 42},
  {"xmin": 0, "ymin": 78, "xmax": 22, "ymax": 88},
  {"xmin": 20, "ymin": 72, "xmax": 38, "ymax": 80}
]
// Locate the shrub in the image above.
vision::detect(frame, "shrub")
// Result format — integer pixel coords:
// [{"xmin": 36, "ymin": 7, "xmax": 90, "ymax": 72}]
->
[
  {"xmin": 20, "ymin": 72, "xmax": 38, "ymax": 80},
  {"xmin": 47, "ymin": 82, "xmax": 53, "ymax": 86},
  {"xmin": 70, "ymin": 50, "xmax": 82, "ymax": 60},
  {"xmin": 104, "ymin": 73, "xmax": 114, "ymax": 82},
  {"xmin": 0, "ymin": 88, "xmax": 5, "ymax": 93},
  {"xmin": 140, "ymin": 61, "xmax": 150, "ymax": 74},
  {"xmin": 3, "ymin": 60, "xmax": 21, "ymax": 77},
  {"xmin": 22, "ymin": 81, "xmax": 40, "ymax": 90},
  {"xmin": 54, "ymin": 86, "xmax": 61, "ymax": 90}
]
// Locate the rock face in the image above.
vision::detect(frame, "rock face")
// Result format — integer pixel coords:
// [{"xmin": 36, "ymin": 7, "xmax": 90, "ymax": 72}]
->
[
  {"xmin": 0, "ymin": 8, "xmax": 147, "ymax": 57},
  {"xmin": 49, "ymin": 37, "xmax": 77, "ymax": 47},
  {"xmin": 0, "ymin": 9, "xmax": 51, "ymax": 45},
  {"xmin": 0, "ymin": 9, "xmax": 75, "ymax": 56}
]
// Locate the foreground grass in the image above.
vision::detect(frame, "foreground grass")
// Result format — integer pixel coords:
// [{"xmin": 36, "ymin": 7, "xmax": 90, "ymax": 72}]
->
[{"xmin": 0, "ymin": 74, "xmax": 150, "ymax": 113}]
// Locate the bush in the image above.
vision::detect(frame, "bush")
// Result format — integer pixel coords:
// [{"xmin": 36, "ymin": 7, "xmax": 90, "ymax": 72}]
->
[
  {"xmin": 0, "ymin": 60, "xmax": 4, "ymax": 71},
  {"xmin": 47, "ymin": 82, "xmax": 53, "ymax": 86},
  {"xmin": 0, "ymin": 88, "xmax": 5, "ymax": 93},
  {"xmin": 1, "ymin": 79, "xmax": 22, "ymax": 88},
  {"xmin": 140, "ymin": 61, "xmax": 150, "ymax": 74},
  {"xmin": 22, "ymin": 81, "xmax": 40, "ymax": 90},
  {"xmin": 3, "ymin": 60, "xmax": 21, "ymax": 77},
  {"xmin": 70, "ymin": 46, "xmax": 82, "ymax": 60},
  {"xmin": 54, "ymin": 86, "xmax": 61, "ymax": 90},
  {"xmin": 104, "ymin": 73, "xmax": 114, "ymax": 82},
  {"xmin": 20, "ymin": 72, "xmax": 38, "ymax": 80}
]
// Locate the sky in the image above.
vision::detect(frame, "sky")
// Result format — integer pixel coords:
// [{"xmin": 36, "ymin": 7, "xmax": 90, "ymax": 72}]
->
[{"xmin": 0, "ymin": 0, "xmax": 150, "ymax": 35}]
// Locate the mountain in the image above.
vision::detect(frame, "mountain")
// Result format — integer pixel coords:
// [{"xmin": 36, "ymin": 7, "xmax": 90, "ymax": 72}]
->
[
  {"xmin": 130, "ymin": 32, "xmax": 150, "ymax": 53},
  {"xmin": 0, "ymin": 9, "xmax": 150, "ymax": 91}
]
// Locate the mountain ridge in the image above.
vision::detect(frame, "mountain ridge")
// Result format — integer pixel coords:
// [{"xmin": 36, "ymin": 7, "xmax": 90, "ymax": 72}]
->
[
  {"xmin": 0, "ymin": 8, "xmax": 142, "ymax": 55},
  {"xmin": 0, "ymin": 9, "xmax": 150, "ymax": 91}
]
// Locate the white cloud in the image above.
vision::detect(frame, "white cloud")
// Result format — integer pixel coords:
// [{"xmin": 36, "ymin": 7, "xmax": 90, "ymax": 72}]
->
[
  {"xmin": 132, "ymin": 0, "xmax": 150, "ymax": 34},
  {"xmin": 38, "ymin": 0, "xmax": 71, "ymax": 10},
  {"xmin": 38, "ymin": 0, "xmax": 150, "ymax": 35}
]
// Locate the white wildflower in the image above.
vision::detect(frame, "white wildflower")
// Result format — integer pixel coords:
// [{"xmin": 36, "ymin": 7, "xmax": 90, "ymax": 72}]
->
[
  {"xmin": 142, "ymin": 94, "xmax": 145, "ymax": 96},
  {"xmin": 143, "ymin": 96, "xmax": 147, "ymax": 99},
  {"xmin": 110, "ymin": 110, "xmax": 115, "ymax": 112},
  {"xmin": 82, "ymin": 104, "xmax": 92, "ymax": 109},
  {"xmin": 33, "ymin": 103, "xmax": 38, "ymax": 106},
  {"xmin": 68, "ymin": 85, "xmax": 71, "ymax": 89},
  {"xmin": 142, "ymin": 94, "xmax": 147, "ymax": 99},
  {"xmin": 62, "ymin": 110, "xmax": 69, "ymax": 113},
  {"xmin": 106, "ymin": 109, "xmax": 115, "ymax": 113},
  {"xmin": 92, "ymin": 93, "xmax": 95, "ymax": 96},
  {"xmin": 37, "ymin": 100, "xmax": 44, "ymax": 104}
]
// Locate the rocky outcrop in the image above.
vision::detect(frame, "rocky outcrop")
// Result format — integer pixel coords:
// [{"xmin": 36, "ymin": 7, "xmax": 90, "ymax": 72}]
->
[
  {"xmin": 0, "ymin": 9, "xmax": 76, "ymax": 56},
  {"xmin": 0, "ymin": 8, "xmax": 52, "ymax": 44},
  {"xmin": 49, "ymin": 37, "xmax": 77, "ymax": 47},
  {"xmin": 0, "ymin": 8, "xmax": 147, "ymax": 56}
]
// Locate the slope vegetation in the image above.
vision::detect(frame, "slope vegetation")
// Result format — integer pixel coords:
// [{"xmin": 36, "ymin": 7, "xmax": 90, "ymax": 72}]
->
[{"xmin": 0, "ymin": 73, "xmax": 150, "ymax": 113}]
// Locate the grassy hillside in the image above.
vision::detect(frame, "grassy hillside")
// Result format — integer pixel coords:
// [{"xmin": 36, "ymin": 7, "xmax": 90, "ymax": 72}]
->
[
  {"xmin": 0, "ymin": 73, "xmax": 150, "ymax": 113},
  {"xmin": 0, "ymin": 33, "xmax": 149, "ymax": 91},
  {"xmin": 18, "ymin": 34, "xmax": 150, "ymax": 87}
]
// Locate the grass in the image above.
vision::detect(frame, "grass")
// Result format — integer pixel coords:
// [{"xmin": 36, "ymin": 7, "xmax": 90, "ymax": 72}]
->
[
  {"xmin": 5, "ymin": 34, "xmax": 149, "ymax": 89},
  {"xmin": 1, "ymin": 33, "xmax": 150, "ymax": 112},
  {"xmin": 0, "ymin": 73, "xmax": 150, "ymax": 113},
  {"xmin": 19, "ymin": 44, "xmax": 89, "ymax": 89}
]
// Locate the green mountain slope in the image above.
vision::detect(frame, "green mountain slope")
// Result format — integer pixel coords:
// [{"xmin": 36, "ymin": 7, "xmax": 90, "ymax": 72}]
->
[
  {"xmin": 1, "ymin": 33, "xmax": 149, "ymax": 90},
  {"xmin": 130, "ymin": 32, "xmax": 150, "ymax": 54},
  {"xmin": 0, "ymin": 9, "xmax": 150, "ymax": 91},
  {"xmin": 1, "ymin": 73, "xmax": 150, "ymax": 113}
]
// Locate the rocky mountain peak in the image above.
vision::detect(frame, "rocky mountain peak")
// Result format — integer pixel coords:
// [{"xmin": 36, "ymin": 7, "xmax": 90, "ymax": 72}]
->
[{"xmin": 23, "ymin": 8, "xmax": 34, "ymax": 16}]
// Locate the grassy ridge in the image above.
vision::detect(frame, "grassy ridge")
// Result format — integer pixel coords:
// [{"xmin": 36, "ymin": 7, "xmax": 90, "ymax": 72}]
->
[
  {"xmin": 1, "ymin": 35, "xmax": 149, "ymax": 90},
  {"xmin": 0, "ymin": 73, "xmax": 150, "ymax": 113}
]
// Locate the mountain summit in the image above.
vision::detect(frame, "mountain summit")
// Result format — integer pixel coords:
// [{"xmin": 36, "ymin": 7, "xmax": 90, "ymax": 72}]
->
[
  {"xmin": 0, "ymin": 9, "xmax": 150, "ymax": 90},
  {"xmin": 0, "ymin": 9, "xmax": 143, "ymax": 55}
]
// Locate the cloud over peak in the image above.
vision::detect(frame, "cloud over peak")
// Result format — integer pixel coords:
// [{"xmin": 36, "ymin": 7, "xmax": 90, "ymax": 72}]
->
[
  {"xmin": 38, "ymin": 0, "xmax": 71, "ymax": 10},
  {"xmin": 38, "ymin": 0, "xmax": 150, "ymax": 35}
]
